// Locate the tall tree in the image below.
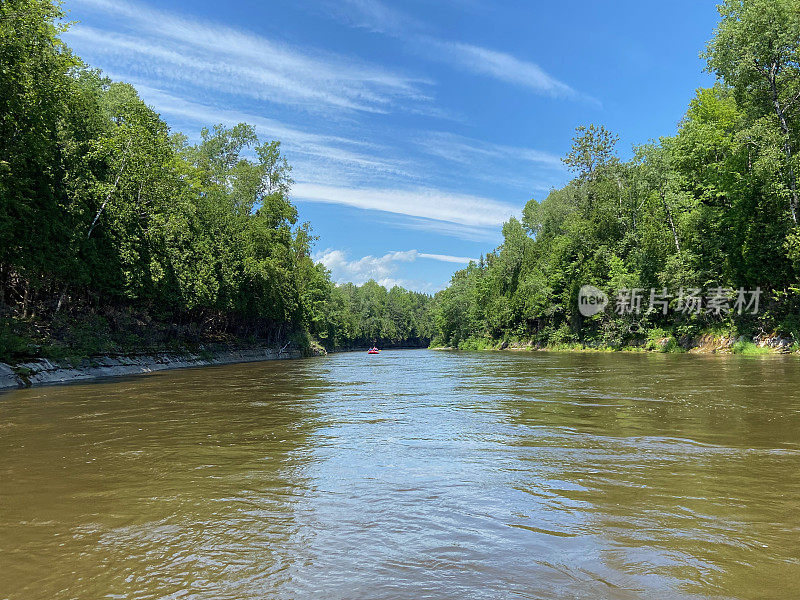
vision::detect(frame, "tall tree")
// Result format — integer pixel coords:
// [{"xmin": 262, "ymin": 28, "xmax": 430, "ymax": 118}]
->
[{"xmin": 705, "ymin": 0, "xmax": 800, "ymax": 224}]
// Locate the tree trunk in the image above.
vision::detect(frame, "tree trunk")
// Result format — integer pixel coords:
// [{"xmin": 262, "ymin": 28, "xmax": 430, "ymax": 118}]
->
[
  {"xmin": 770, "ymin": 67, "xmax": 799, "ymax": 224},
  {"xmin": 21, "ymin": 279, "xmax": 29, "ymax": 319},
  {"xmin": 660, "ymin": 191, "xmax": 681, "ymax": 253},
  {"xmin": 55, "ymin": 284, "xmax": 67, "ymax": 313},
  {"xmin": 88, "ymin": 141, "xmax": 132, "ymax": 239},
  {"xmin": 0, "ymin": 263, "xmax": 6, "ymax": 308}
]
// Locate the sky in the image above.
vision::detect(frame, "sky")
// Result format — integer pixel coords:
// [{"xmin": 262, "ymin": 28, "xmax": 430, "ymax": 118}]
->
[{"xmin": 62, "ymin": 0, "xmax": 721, "ymax": 292}]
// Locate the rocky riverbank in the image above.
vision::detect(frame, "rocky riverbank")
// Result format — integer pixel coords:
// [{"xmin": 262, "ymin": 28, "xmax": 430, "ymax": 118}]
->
[{"xmin": 0, "ymin": 346, "xmax": 322, "ymax": 391}]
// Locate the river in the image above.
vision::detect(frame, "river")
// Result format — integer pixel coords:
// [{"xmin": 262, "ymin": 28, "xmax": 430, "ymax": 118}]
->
[{"xmin": 1, "ymin": 349, "xmax": 799, "ymax": 599}]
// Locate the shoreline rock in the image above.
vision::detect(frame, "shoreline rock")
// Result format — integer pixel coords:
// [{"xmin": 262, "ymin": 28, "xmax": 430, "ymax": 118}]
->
[{"xmin": 0, "ymin": 346, "xmax": 317, "ymax": 392}]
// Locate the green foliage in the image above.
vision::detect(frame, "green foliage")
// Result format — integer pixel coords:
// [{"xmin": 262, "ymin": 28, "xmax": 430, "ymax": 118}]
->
[
  {"xmin": 704, "ymin": 0, "xmax": 800, "ymax": 225},
  {"xmin": 11, "ymin": 365, "xmax": 33, "ymax": 377},
  {"xmin": 0, "ymin": 1, "xmax": 432, "ymax": 361},
  {"xmin": 644, "ymin": 329, "xmax": 683, "ymax": 353},
  {"xmin": 0, "ymin": 0, "xmax": 81, "ymax": 280},
  {"xmin": 0, "ymin": 321, "xmax": 29, "ymax": 362},
  {"xmin": 457, "ymin": 337, "xmax": 497, "ymax": 351},
  {"xmin": 430, "ymin": 0, "xmax": 800, "ymax": 353},
  {"xmin": 731, "ymin": 340, "xmax": 771, "ymax": 355},
  {"xmin": 309, "ymin": 281, "xmax": 432, "ymax": 350}
]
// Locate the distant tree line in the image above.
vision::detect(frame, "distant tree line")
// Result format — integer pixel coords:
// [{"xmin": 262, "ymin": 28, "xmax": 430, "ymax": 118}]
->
[
  {"xmin": 314, "ymin": 281, "xmax": 434, "ymax": 349},
  {"xmin": 431, "ymin": 0, "xmax": 800, "ymax": 351},
  {"xmin": 0, "ymin": 0, "xmax": 431, "ymax": 361}
]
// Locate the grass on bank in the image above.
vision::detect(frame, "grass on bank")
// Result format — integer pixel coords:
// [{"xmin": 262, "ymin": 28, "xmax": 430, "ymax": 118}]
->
[
  {"xmin": 431, "ymin": 325, "xmax": 797, "ymax": 355},
  {"xmin": 730, "ymin": 340, "xmax": 772, "ymax": 355}
]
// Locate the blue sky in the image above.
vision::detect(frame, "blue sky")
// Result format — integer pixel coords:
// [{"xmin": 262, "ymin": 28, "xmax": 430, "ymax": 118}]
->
[{"xmin": 63, "ymin": 0, "xmax": 720, "ymax": 292}]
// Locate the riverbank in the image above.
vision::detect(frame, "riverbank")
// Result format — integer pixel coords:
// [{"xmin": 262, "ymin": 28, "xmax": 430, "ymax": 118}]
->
[
  {"xmin": 0, "ymin": 345, "xmax": 325, "ymax": 391},
  {"xmin": 432, "ymin": 331, "xmax": 799, "ymax": 355}
]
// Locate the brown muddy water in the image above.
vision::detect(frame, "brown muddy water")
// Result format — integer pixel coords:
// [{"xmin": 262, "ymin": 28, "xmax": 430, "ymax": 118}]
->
[{"xmin": 1, "ymin": 349, "xmax": 799, "ymax": 599}]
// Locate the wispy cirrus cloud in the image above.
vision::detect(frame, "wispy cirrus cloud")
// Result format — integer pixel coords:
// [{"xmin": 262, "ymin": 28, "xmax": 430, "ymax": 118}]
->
[
  {"xmin": 424, "ymin": 40, "xmax": 580, "ymax": 99},
  {"xmin": 311, "ymin": 0, "xmax": 592, "ymax": 103},
  {"xmin": 129, "ymin": 84, "xmax": 416, "ymax": 179},
  {"xmin": 320, "ymin": 0, "xmax": 422, "ymax": 34},
  {"xmin": 66, "ymin": 0, "xmax": 433, "ymax": 114},
  {"xmin": 376, "ymin": 215, "xmax": 504, "ymax": 243},
  {"xmin": 95, "ymin": 83, "xmax": 536, "ymax": 231},
  {"xmin": 414, "ymin": 131, "xmax": 565, "ymax": 192},
  {"xmin": 416, "ymin": 252, "xmax": 476, "ymax": 264},
  {"xmin": 314, "ymin": 248, "xmax": 473, "ymax": 290},
  {"xmin": 292, "ymin": 182, "xmax": 518, "ymax": 229},
  {"xmin": 418, "ymin": 131, "xmax": 564, "ymax": 169},
  {"xmin": 129, "ymin": 87, "xmax": 556, "ymax": 222}
]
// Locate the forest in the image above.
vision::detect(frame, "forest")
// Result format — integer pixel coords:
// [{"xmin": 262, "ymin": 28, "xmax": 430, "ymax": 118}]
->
[
  {"xmin": 431, "ymin": 0, "xmax": 800, "ymax": 353},
  {"xmin": 3, "ymin": 0, "xmax": 799, "ymax": 363},
  {"xmin": 0, "ymin": 0, "xmax": 432, "ymax": 362}
]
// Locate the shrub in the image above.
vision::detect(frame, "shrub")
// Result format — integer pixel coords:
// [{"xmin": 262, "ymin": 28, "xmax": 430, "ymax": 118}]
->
[{"xmin": 731, "ymin": 340, "xmax": 771, "ymax": 355}]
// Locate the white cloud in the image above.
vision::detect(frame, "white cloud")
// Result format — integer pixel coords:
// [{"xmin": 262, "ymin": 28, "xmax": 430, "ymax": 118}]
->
[
  {"xmin": 133, "ymin": 84, "xmax": 362, "ymax": 149},
  {"xmin": 378, "ymin": 215, "xmax": 503, "ymax": 242},
  {"xmin": 300, "ymin": 0, "xmax": 588, "ymax": 102},
  {"xmin": 126, "ymin": 84, "xmax": 415, "ymax": 179},
  {"xmin": 323, "ymin": 0, "xmax": 421, "ymax": 34},
  {"xmin": 419, "ymin": 131, "xmax": 563, "ymax": 169},
  {"xmin": 314, "ymin": 248, "xmax": 413, "ymax": 287},
  {"xmin": 314, "ymin": 248, "xmax": 473, "ymax": 290},
  {"xmin": 417, "ymin": 252, "xmax": 475, "ymax": 263},
  {"xmin": 67, "ymin": 0, "xmax": 432, "ymax": 114},
  {"xmin": 292, "ymin": 182, "xmax": 518, "ymax": 228},
  {"xmin": 412, "ymin": 131, "xmax": 566, "ymax": 193},
  {"xmin": 426, "ymin": 40, "xmax": 577, "ymax": 99},
  {"xmin": 130, "ymin": 87, "xmax": 558, "ymax": 213}
]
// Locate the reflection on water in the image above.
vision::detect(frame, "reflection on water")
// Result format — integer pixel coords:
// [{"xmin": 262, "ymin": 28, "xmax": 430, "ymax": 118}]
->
[{"xmin": 1, "ymin": 350, "xmax": 799, "ymax": 599}]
